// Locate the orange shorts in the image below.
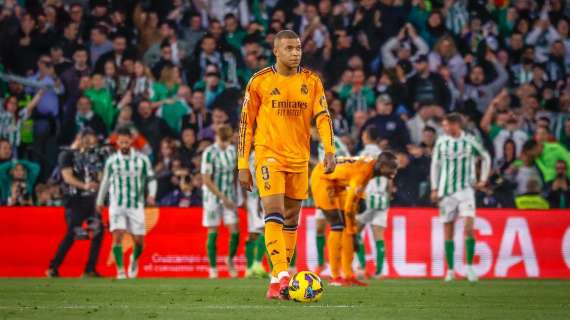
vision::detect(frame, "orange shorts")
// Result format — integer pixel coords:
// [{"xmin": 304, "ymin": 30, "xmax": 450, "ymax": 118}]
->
[
  {"xmin": 255, "ymin": 158, "xmax": 308, "ymax": 200},
  {"xmin": 310, "ymin": 166, "xmax": 346, "ymax": 211}
]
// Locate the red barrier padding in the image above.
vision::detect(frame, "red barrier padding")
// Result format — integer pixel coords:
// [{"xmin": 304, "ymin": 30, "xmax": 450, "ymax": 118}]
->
[{"xmin": 0, "ymin": 207, "xmax": 569, "ymax": 278}]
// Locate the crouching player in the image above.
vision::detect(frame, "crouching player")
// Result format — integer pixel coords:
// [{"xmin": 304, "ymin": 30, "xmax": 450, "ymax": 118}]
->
[{"xmin": 310, "ymin": 152, "xmax": 398, "ymax": 286}]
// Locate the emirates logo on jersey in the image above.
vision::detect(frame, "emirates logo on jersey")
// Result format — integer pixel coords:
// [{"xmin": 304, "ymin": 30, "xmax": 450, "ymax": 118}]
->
[{"xmin": 301, "ymin": 84, "xmax": 308, "ymax": 95}]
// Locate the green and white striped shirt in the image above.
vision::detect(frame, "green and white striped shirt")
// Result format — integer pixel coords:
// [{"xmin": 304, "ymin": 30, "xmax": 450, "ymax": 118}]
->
[
  {"xmin": 430, "ymin": 132, "xmax": 491, "ymax": 198},
  {"xmin": 0, "ymin": 108, "xmax": 28, "ymax": 148},
  {"xmin": 318, "ymin": 136, "xmax": 350, "ymax": 161},
  {"xmin": 201, "ymin": 143, "xmax": 237, "ymax": 202},
  {"xmin": 96, "ymin": 149, "xmax": 156, "ymax": 209},
  {"xmin": 358, "ymin": 144, "xmax": 389, "ymax": 210}
]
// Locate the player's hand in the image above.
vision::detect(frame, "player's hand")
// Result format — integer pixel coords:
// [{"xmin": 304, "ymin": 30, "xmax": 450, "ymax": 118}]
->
[
  {"xmin": 430, "ymin": 190, "xmax": 439, "ymax": 204},
  {"xmin": 84, "ymin": 182, "xmax": 99, "ymax": 191},
  {"xmin": 238, "ymin": 169, "xmax": 253, "ymax": 192},
  {"xmin": 475, "ymin": 181, "xmax": 487, "ymax": 190},
  {"xmin": 222, "ymin": 197, "xmax": 237, "ymax": 210},
  {"xmin": 323, "ymin": 152, "xmax": 336, "ymax": 174},
  {"xmin": 146, "ymin": 196, "xmax": 156, "ymax": 207}
]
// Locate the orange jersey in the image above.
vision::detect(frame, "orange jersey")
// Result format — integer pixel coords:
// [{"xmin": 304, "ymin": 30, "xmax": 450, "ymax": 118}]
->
[
  {"xmin": 238, "ymin": 66, "xmax": 335, "ymax": 172},
  {"xmin": 312, "ymin": 156, "xmax": 376, "ymax": 213}
]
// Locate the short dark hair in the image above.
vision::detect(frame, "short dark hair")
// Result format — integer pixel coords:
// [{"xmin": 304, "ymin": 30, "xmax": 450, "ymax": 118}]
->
[
  {"xmin": 116, "ymin": 126, "xmax": 132, "ymax": 137},
  {"xmin": 377, "ymin": 151, "xmax": 398, "ymax": 169},
  {"xmin": 423, "ymin": 126, "xmax": 437, "ymax": 134},
  {"xmin": 522, "ymin": 140, "xmax": 538, "ymax": 153},
  {"xmin": 444, "ymin": 113, "xmax": 463, "ymax": 125},
  {"xmin": 274, "ymin": 30, "xmax": 299, "ymax": 46},
  {"xmin": 364, "ymin": 125, "xmax": 380, "ymax": 142}
]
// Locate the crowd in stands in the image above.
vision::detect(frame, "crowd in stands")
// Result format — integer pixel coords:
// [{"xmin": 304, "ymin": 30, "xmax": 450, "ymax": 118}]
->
[{"xmin": 0, "ymin": 0, "xmax": 569, "ymax": 209}]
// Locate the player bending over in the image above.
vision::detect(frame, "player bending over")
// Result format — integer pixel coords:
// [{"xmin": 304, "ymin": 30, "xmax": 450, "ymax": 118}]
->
[
  {"xmin": 354, "ymin": 126, "xmax": 388, "ymax": 279},
  {"xmin": 311, "ymin": 152, "xmax": 398, "ymax": 286},
  {"xmin": 201, "ymin": 125, "xmax": 239, "ymax": 279},
  {"xmin": 430, "ymin": 113, "xmax": 491, "ymax": 282},
  {"xmin": 238, "ymin": 30, "xmax": 336, "ymax": 300},
  {"xmin": 313, "ymin": 129, "xmax": 351, "ymax": 276},
  {"xmin": 96, "ymin": 126, "xmax": 157, "ymax": 279}
]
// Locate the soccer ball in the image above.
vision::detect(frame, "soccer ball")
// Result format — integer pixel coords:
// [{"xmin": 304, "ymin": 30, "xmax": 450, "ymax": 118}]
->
[{"xmin": 288, "ymin": 271, "xmax": 324, "ymax": 303}]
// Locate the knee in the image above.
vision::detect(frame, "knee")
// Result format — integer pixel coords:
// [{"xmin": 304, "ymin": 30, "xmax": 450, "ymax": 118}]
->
[
  {"xmin": 464, "ymin": 226, "xmax": 474, "ymax": 238},
  {"xmin": 248, "ymin": 233, "xmax": 259, "ymax": 241}
]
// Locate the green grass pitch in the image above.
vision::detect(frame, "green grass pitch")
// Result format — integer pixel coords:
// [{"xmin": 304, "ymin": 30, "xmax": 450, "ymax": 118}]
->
[{"xmin": 1, "ymin": 278, "xmax": 569, "ymax": 319}]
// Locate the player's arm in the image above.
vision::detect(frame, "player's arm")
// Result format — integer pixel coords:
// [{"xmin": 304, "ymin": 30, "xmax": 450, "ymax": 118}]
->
[
  {"xmin": 312, "ymin": 77, "xmax": 336, "ymax": 173},
  {"xmin": 469, "ymin": 137, "xmax": 492, "ymax": 188},
  {"xmin": 430, "ymin": 139, "xmax": 442, "ymax": 202},
  {"xmin": 143, "ymin": 156, "xmax": 157, "ymax": 205},
  {"xmin": 237, "ymin": 79, "xmax": 261, "ymax": 190},
  {"xmin": 96, "ymin": 159, "xmax": 112, "ymax": 212}
]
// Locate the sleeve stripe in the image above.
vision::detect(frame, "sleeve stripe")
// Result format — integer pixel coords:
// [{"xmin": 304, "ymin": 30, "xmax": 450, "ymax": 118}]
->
[
  {"xmin": 238, "ymin": 113, "xmax": 248, "ymax": 157},
  {"xmin": 313, "ymin": 110, "xmax": 328, "ymax": 121}
]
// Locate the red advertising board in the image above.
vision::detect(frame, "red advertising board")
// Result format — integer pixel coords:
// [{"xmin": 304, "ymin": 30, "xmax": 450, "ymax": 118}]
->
[{"xmin": 0, "ymin": 207, "xmax": 569, "ymax": 278}]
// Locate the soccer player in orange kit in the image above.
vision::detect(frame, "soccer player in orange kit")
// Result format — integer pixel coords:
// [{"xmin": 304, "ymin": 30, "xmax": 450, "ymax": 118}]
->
[
  {"xmin": 311, "ymin": 152, "xmax": 398, "ymax": 286},
  {"xmin": 237, "ymin": 30, "xmax": 336, "ymax": 300}
]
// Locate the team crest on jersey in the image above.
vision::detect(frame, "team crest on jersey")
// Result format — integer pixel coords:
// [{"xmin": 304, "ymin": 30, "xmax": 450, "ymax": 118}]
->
[
  {"xmin": 301, "ymin": 84, "xmax": 308, "ymax": 95},
  {"xmin": 270, "ymin": 88, "xmax": 280, "ymax": 95}
]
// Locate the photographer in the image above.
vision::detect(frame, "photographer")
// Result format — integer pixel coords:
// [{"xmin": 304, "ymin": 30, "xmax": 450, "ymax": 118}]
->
[
  {"xmin": 0, "ymin": 160, "xmax": 40, "ymax": 205},
  {"xmin": 47, "ymin": 128, "xmax": 107, "ymax": 277}
]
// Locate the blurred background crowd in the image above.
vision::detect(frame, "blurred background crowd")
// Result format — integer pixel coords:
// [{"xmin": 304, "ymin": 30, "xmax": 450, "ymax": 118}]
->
[{"xmin": 0, "ymin": 0, "xmax": 569, "ymax": 209}]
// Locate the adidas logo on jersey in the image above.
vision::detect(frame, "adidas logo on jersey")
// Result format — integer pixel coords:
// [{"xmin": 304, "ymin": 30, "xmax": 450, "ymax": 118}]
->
[{"xmin": 270, "ymin": 88, "xmax": 281, "ymax": 95}]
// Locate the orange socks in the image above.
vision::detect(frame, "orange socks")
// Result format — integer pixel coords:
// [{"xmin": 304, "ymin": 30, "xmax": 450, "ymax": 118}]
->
[
  {"xmin": 264, "ymin": 213, "xmax": 288, "ymax": 277},
  {"xmin": 341, "ymin": 230, "xmax": 354, "ymax": 279},
  {"xmin": 283, "ymin": 224, "xmax": 298, "ymax": 265}
]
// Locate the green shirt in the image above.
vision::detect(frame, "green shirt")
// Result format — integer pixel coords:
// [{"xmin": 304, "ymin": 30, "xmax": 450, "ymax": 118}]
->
[
  {"xmin": 537, "ymin": 143, "xmax": 570, "ymax": 182},
  {"xmin": 85, "ymin": 88, "xmax": 116, "ymax": 132}
]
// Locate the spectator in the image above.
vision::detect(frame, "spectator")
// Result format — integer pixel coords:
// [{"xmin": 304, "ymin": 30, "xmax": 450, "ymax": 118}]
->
[
  {"xmin": 462, "ymin": 52, "xmax": 509, "ymax": 113},
  {"xmin": 428, "ymin": 36, "xmax": 467, "ymax": 89},
  {"xmin": 382, "ymin": 23, "xmax": 429, "ymax": 69},
  {"xmin": 154, "ymin": 138, "xmax": 179, "ymax": 201},
  {"xmin": 362, "ymin": 95, "xmax": 411, "ymax": 151},
  {"xmin": 0, "ymin": 160, "xmax": 40, "ymax": 205},
  {"xmin": 61, "ymin": 96, "xmax": 106, "ymax": 145},
  {"xmin": 95, "ymin": 33, "xmax": 135, "ymax": 73},
  {"xmin": 145, "ymin": 20, "xmax": 189, "ymax": 68},
  {"xmin": 134, "ymin": 100, "xmax": 173, "ymax": 158},
  {"xmin": 60, "ymin": 46, "xmax": 91, "ymax": 120},
  {"xmin": 0, "ymin": 90, "xmax": 42, "ymax": 153},
  {"xmin": 179, "ymin": 127, "xmax": 197, "ymax": 171},
  {"xmin": 545, "ymin": 160, "xmax": 570, "ymax": 209},
  {"xmin": 89, "ymin": 25, "xmax": 113, "ymax": 68},
  {"xmin": 506, "ymin": 140, "xmax": 545, "ymax": 196},
  {"xmin": 407, "ymin": 104, "xmax": 443, "ymax": 146},
  {"xmin": 181, "ymin": 13, "xmax": 207, "ymax": 57},
  {"xmin": 535, "ymin": 126, "xmax": 570, "ymax": 182},
  {"xmin": 159, "ymin": 169, "xmax": 201, "ymax": 207},
  {"xmin": 515, "ymin": 179, "xmax": 550, "ymax": 209},
  {"xmin": 339, "ymin": 68, "xmax": 375, "ymax": 117},
  {"xmin": 406, "ymin": 54, "xmax": 450, "ymax": 111},
  {"xmin": 0, "ymin": 139, "xmax": 13, "ymax": 165},
  {"xmin": 193, "ymin": 66, "xmax": 226, "ymax": 110},
  {"xmin": 35, "ymin": 183, "xmax": 53, "ymax": 206},
  {"xmin": 84, "ymin": 73, "xmax": 116, "ymax": 132}
]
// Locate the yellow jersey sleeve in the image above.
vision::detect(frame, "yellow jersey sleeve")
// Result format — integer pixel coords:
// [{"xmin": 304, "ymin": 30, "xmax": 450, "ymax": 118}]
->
[
  {"xmin": 312, "ymin": 76, "xmax": 335, "ymax": 155},
  {"xmin": 237, "ymin": 73, "xmax": 263, "ymax": 170}
]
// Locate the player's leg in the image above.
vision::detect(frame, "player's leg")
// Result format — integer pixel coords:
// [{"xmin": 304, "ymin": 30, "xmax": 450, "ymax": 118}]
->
[
  {"xmin": 314, "ymin": 211, "xmax": 327, "ymax": 274},
  {"xmin": 245, "ymin": 232, "xmax": 258, "ymax": 277},
  {"xmin": 202, "ymin": 199, "xmax": 222, "ymax": 279},
  {"xmin": 109, "ymin": 207, "xmax": 128, "ymax": 279},
  {"xmin": 371, "ymin": 209, "xmax": 387, "ymax": 279},
  {"xmin": 261, "ymin": 193, "xmax": 288, "ymax": 298},
  {"xmin": 355, "ymin": 209, "xmax": 374, "ymax": 276},
  {"xmin": 112, "ymin": 229, "xmax": 127, "ymax": 279},
  {"xmin": 372, "ymin": 225, "xmax": 385, "ymax": 278},
  {"xmin": 126, "ymin": 207, "xmax": 146, "ymax": 279},
  {"xmin": 440, "ymin": 196, "xmax": 458, "ymax": 282},
  {"xmin": 224, "ymin": 215, "xmax": 240, "ymax": 278},
  {"xmin": 463, "ymin": 216, "xmax": 477, "ymax": 281},
  {"xmin": 323, "ymin": 209, "xmax": 344, "ymax": 285},
  {"xmin": 283, "ymin": 196, "xmax": 302, "ymax": 270}
]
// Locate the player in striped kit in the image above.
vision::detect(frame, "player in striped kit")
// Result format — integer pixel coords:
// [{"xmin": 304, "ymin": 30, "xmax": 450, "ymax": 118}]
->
[
  {"xmin": 96, "ymin": 127, "xmax": 157, "ymax": 279},
  {"xmin": 314, "ymin": 133, "xmax": 350, "ymax": 276},
  {"xmin": 354, "ymin": 125, "xmax": 390, "ymax": 279},
  {"xmin": 430, "ymin": 113, "xmax": 491, "ymax": 282},
  {"xmin": 201, "ymin": 125, "xmax": 239, "ymax": 279},
  {"xmin": 244, "ymin": 150, "xmax": 268, "ymax": 278}
]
